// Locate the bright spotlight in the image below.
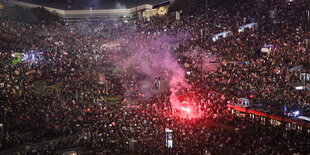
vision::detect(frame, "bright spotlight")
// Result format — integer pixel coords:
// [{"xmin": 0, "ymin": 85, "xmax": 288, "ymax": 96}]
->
[
  {"xmin": 293, "ymin": 110, "xmax": 300, "ymax": 117},
  {"xmin": 181, "ymin": 107, "xmax": 191, "ymax": 113}
]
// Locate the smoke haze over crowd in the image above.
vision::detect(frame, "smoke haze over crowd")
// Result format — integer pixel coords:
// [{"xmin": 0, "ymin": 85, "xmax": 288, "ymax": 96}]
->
[{"xmin": 114, "ymin": 33, "xmax": 190, "ymax": 109}]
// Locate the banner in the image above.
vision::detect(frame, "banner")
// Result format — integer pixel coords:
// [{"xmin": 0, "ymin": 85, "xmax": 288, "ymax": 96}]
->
[{"xmin": 12, "ymin": 53, "xmax": 22, "ymax": 65}]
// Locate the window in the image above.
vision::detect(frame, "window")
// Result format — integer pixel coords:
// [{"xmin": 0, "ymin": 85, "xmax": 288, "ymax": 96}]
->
[
  {"xmin": 286, "ymin": 123, "xmax": 297, "ymax": 130},
  {"xmin": 235, "ymin": 111, "xmax": 245, "ymax": 117},
  {"xmin": 270, "ymin": 119, "xmax": 281, "ymax": 126},
  {"xmin": 297, "ymin": 125, "xmax": 303, "ymax": 132},
  {"xmin": 260, "ymin": 117, "xmax": 266, "ymax": 125},
  {"xmin": 249, "ymin": 114, "xmax": 255, "ymax": 120}
]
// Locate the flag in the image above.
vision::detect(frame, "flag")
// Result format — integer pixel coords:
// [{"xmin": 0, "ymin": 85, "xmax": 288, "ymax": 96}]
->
[{"xmin": 12, "ymin": 56, "xmax": 22, "ymax": 65}]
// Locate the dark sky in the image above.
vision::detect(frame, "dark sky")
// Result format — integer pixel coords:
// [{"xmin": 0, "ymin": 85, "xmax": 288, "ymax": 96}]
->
[{"xmin": 18, "ymin": 0, "xmax": 169, "ymax": 10}]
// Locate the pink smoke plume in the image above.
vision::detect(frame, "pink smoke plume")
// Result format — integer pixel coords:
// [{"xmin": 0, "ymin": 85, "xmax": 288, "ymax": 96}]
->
[{"xmin": 110, "ymin": 32, "xmax": 190, "ymax": 110}]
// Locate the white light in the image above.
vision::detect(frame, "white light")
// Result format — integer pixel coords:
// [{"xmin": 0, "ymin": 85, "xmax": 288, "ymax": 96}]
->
[
  {"xmin": 298, "ymin": 116, "xmax": 310, "ymax": 122},
  {"xmin": 293, "ymin": 111, "xmax": 300, "ymax": 117},
  {"xmin": 124, "ymin": 20, "xmax": 128, "ymax": 23},
  {"xmin": 295, "ymin": 86, "xmax": 304, "ymax": 90},
  {"xmin": 181, "ymin": 107, "xmax": 191, "ymax": 113},
  {"xmin": 165, "ymin": 128, "xmax": 173, "ymax": 132}
]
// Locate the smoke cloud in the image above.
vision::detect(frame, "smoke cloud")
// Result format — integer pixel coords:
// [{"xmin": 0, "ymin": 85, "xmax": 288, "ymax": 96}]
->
[
  {"xmin": 115, "ymin": 2, "xmax": 127, "ymax": 9},
  {"xmin": 113, "ymin": 33, "xmax": 190, "ymax": 109}
]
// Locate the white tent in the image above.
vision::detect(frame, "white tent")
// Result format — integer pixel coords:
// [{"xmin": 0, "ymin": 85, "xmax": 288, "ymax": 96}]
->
[
  {"xmin": 290, "ymin": 65, "xmax": 303, "ymax": 72},
  {"xmin": 238, "ymin": 22, "xmax": 258, "ymax": 32},
  {"xmin": 261, "ymin": 44, "xmax": 274, "ymax": 54},
  {"xmin": 212, "ymin": 31, "xmax": 233, "ymax": 42}
]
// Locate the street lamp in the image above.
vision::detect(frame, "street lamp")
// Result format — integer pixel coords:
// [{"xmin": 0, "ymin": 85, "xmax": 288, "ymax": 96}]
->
[
  {"xmin": 306, "ymin": 10, "xmax": 309, "ymax": 51},
  {"xmin": 303, "ymin": 10, "xmax": 309, "ymax": 90},
  {"xmin": 89, "ymin": 7, "xmax": 92, "ymax": 21}
]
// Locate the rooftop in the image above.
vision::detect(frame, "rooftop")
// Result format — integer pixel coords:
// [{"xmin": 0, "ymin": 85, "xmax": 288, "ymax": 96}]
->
[{"xmin": 17, "ymin": 0, "xmax": 169, "ymax": 10}]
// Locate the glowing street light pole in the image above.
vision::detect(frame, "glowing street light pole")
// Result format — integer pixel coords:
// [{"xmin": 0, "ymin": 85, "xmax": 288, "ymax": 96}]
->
[
  {"xmin": 305, "ymin": 10, "xmax": 309, "ymax": 90},
  {"xmin": 89, "ymin": 7, "xmax": 92, "ymax": 21},
  {"xmin": 306, "ymin": 10, "xmax": 309, "ymax": 51}
]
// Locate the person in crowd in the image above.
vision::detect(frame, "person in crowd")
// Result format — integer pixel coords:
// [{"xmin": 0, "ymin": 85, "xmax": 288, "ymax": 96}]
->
[{"xmin": 0, "ymin": 0, "xmax": 309, "ymax": 154}]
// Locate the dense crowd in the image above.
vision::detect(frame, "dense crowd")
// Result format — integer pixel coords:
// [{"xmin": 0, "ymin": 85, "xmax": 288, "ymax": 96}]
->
[{"xmin": 0, "ymin": 0, "xmax": 310, "ymax": 154}]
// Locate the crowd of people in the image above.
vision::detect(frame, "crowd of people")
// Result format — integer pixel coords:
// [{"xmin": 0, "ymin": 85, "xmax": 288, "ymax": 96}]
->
[{"xmin": 0, "ymin": 0, "xmax": 309, "ymax": 154}]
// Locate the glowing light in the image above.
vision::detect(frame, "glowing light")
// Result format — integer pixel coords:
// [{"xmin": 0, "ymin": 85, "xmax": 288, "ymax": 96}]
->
[
  {"xmin": 181, "ymin": 107, "xmax": 191, "ymax": 113},
  {"xmin": 174, "ymin": 101, "xmax": 203, "ymax": 120},
  {"xmin": 293, "ymin": 110, "xmax": 300, "ymax": 117}
]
